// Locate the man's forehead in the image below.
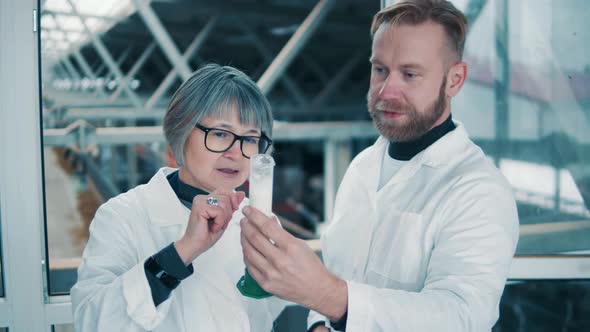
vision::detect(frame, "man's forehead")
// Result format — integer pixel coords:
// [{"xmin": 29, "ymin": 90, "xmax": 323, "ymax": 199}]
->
[{"xmin": 371, "ymin": 22, "xmax": 448, "ymax": 62}]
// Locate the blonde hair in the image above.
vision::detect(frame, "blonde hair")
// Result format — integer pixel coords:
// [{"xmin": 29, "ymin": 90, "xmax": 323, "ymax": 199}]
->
[{"xmin": 371, "ymin": 0, "xmax": 468, "ymax": 61}]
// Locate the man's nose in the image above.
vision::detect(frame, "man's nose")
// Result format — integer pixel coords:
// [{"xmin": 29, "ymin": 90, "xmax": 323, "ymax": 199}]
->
[{"xmin": 377, "ymin": 74, "xmax": 403, "ymax": 100}]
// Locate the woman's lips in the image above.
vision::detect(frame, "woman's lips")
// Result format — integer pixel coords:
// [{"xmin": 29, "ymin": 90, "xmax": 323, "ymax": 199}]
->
[{"xmin": 217, "ymin": 168, "xmax": 239, "ymax": 177}]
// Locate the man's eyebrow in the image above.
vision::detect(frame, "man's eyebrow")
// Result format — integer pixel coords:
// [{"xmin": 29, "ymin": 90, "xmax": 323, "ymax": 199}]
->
[
  {"xmin": 400, "ymin": 63, "xmax": 426, "ymax": 71},
  {"xmin": 369, "ymin": 58, "xmax": 383, "ymax": 65}
]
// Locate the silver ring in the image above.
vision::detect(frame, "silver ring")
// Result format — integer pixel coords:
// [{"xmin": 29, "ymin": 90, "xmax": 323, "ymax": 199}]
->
[{"xmin": 206, "ymin": 196, "xmax": 219, "ymax": 206}]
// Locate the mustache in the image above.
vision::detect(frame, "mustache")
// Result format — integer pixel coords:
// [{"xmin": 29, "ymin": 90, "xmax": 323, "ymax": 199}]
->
[{"xmin": 370, "ymin": 99, "xmax": 408, "ymax": 112}]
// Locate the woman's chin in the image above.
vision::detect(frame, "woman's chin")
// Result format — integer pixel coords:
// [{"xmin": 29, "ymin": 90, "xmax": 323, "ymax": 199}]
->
[{"xmin": 213, "ymin": 180, "xmax": 242, "ymax": 192}]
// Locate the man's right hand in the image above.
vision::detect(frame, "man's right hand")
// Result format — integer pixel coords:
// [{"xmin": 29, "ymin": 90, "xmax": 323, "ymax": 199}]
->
[
  {"xmin": 175, "ymin": 190, "xmax": 245, "ymax": 265},
  {"xmin": 311, "ymin": 326, "xmax": 330, "ymax": 332}
]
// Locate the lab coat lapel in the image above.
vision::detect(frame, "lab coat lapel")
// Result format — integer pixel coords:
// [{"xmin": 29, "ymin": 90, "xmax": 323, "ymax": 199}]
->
[
  {"xmin": 180, "ymin": 208, "xmax": 251, "ymax": 331},
  {"xmin": 141, "ymin": 168, "xmax": 250, "ymax": 330},
  {"xmin": 351, "ymin": 136, "xmax": 424, "ymax": 278},
  {"xmin": 357, "ymin": 136, "xmax": 386, "ymax": 195},
  {"xmin": 344, "ymin": 138, "xmax": 384, "ymax": 278},
  {"xmin": 140, "ymin": 167, "xmax": 189, "ymax": 227}
]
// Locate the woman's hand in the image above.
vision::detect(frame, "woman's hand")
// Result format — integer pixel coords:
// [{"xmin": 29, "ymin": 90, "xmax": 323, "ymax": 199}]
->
[{"xmin": 175, "ymin": 190, "xmax": 245, "ymax": 265}]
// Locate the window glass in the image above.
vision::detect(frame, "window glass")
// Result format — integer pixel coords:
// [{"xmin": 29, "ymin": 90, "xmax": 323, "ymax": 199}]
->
[
  {"xmin": 40, "ymin": 0, "xmax": 590, "ymax": 298},
  {"xmin": 448, "ymin": 0, "xmax": 590, "ymax": 255},
  {"xmin": 494, "ymin": 280, "xmax": 590, "ymax": 331},
  {"xmin": 40, "ymin": 0, "xmax": 381, "ymax": 295},
  {"xmin": 40, "ymin": 0, "xmax": 140, "ymax": 296}
]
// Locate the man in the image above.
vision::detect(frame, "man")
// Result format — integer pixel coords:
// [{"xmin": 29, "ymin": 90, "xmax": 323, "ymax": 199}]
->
[{"xmin": 240, "ymin": 0, "xmax": 519, "ymax": 331}]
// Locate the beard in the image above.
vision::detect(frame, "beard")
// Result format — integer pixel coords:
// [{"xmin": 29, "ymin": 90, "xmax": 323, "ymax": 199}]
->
[{"xmin": 368, "ymin": 78, "xmax": 447, "ymax": 142}]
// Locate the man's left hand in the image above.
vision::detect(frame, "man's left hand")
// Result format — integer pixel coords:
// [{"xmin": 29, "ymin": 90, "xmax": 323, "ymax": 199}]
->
[{"xmin": 240, "ymin": 206, "xmax": 347, "ymax": 321}]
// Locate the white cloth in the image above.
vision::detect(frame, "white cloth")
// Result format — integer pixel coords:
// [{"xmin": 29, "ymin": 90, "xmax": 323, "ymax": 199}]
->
[
  {"xmin": 377, "ymin": 151, "xmax": 406, "ymax": 191},
  {"xmin": 71, "ymin": 167, "xmax": 287, "ymax": 332},
  {"xmin": 308, "ymin": 122, "xmax": 519, "ymax": 332}
]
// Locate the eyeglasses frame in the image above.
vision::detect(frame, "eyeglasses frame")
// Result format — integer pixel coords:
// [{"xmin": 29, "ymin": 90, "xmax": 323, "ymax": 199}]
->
[{"xmin": 195, "ymin": 123, "xmax": 272, "ymax": 159}]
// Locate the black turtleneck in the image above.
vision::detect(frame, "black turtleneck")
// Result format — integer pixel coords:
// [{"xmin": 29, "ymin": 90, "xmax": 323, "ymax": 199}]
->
[
  {"xmin": 168, "ymin": 169, "xmax": 208, "ymax": 206},
  {"xmin": 388, "ymin": 114, "xmax": 456, "ymax": 161},
  {"xmin": 144, "ymin": 170, "xmax": 207, "ymax": 307}
]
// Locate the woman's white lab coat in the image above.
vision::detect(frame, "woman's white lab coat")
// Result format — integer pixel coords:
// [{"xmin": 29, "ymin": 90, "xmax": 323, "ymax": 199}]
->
[
  {"xmin": 308, "ymin": 123, "xmax": 519, "ymax": 331},
  {"xmin": 71, "ymin": 167, "xmax": 286, "ymax": 331}
]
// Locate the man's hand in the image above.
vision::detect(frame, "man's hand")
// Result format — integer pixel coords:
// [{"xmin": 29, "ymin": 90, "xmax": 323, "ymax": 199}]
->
[
  {"xmin": 311, "ymin": 325, "xmax": 330, "ymax": 332},
  {"xmin": 240, "ymin": 206, "xmax": 347, "ymax": 321}
]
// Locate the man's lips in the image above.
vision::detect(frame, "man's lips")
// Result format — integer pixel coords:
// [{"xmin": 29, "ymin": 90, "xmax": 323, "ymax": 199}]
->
[{"xmin": 379, "ymin": 110, "xmax": 405, "ymax": 119}]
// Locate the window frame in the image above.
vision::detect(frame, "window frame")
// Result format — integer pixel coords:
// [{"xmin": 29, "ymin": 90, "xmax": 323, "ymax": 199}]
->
[{"xmin": 0, "ymin": 0, "xmax": 68, "ymax": 330}]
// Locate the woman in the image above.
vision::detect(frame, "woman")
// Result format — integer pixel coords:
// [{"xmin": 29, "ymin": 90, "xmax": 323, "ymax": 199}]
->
[{"xmin": 71, "ymin": 64, "xmax": 286, "ymax": 331}]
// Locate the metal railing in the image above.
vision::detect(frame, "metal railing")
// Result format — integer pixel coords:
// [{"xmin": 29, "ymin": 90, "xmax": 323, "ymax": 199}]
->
[{"xmin": 44, "ymin": 120, "xmax": 379, "ymax": 223}]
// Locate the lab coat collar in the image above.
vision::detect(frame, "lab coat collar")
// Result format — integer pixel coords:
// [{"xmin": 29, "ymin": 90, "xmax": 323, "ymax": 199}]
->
[
  {"xmin": 419, "ymin": 121, "xmax": 471, "ymax": 168},
  {"xmin": 378, "ymin": 120, "xmax": 471, "ymax": 169},
  {"xmin": 139, "ymin": 167, "xmax": 190, "ymax": 227},
  {"xmin": 355, "ymin": 136, "xmax": 426, "ymax": 191},
  {"xmin": 358, "ymin": 121, "xmax": 471, "ymax": 191}
]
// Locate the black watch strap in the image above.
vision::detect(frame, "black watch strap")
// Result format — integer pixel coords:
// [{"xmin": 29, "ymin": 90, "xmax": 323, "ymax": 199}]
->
[
  {"xmin": 144, "ymin": 243, "xmax": 194, "ymax": 307},
  {"xmin": 145, "ymin": 255, "xmax": 181, "ymax": 289}
]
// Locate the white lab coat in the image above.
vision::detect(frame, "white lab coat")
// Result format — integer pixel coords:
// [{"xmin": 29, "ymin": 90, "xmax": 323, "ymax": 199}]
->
[
  {"xmin": 308, "ymin": 122, "xmax": 519, "ymax": 332},
  {"xmin": 71, "ymin": 167, "xmax": 286, "ymax": 332}
]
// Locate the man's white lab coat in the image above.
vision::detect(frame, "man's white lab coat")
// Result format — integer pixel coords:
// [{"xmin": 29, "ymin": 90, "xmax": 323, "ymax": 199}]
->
[
  {"xmin": 71, "ymin": 167, "xmax": 285, "ymax": 331},
  {"xmin": 308, "ymin": 123, "xmax": 519, "ymax": 331}
]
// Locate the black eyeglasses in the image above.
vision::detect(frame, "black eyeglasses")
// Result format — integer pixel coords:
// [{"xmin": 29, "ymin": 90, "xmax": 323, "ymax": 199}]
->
[{"xmin": 195, "ymin": 123, "xmax": 272, "ymax": 159}]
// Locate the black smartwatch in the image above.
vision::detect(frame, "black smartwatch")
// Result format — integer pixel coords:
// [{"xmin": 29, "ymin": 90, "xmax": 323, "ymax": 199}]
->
[{"xmin": 144, "ymin": 255, "xmax": 181, "ymax": 289}]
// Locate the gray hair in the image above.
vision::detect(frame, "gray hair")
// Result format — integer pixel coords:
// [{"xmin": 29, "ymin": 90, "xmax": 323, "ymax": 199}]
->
[{"xmin": 163, "ymin": 63, "xmax": 273, "ymax": 166}]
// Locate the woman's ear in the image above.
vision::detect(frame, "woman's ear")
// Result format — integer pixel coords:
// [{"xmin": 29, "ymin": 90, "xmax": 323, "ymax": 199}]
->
[{"xmin": 167, "ymin": 146, "xmax": 179, "ymax": 167}]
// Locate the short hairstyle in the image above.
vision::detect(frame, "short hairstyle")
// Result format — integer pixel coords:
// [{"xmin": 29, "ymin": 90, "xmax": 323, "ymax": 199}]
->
[
  {"xmin": 163, "ymin": 63, "xmax": 273, "ymax": 167},
  {"xmin": 370, "ymin": 0, "xmax": 468, "ymax": 61}
]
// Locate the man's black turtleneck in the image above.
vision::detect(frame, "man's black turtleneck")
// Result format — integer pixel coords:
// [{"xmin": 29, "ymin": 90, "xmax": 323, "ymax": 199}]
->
[{"xmin": 388, "ymin": 114, "xmax": 456, "ymax": 161}]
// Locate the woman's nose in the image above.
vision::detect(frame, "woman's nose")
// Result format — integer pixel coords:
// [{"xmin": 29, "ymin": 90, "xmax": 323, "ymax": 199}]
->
[{"xmin": 223, "ymin": 139, "xmax": 242, "ymax": 159}]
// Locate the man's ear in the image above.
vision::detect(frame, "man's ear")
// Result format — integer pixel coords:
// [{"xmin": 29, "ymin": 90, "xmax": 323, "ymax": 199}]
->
[{"xmin": 446, "ymin": 61, "xmax": 467, "ymax": 98}]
